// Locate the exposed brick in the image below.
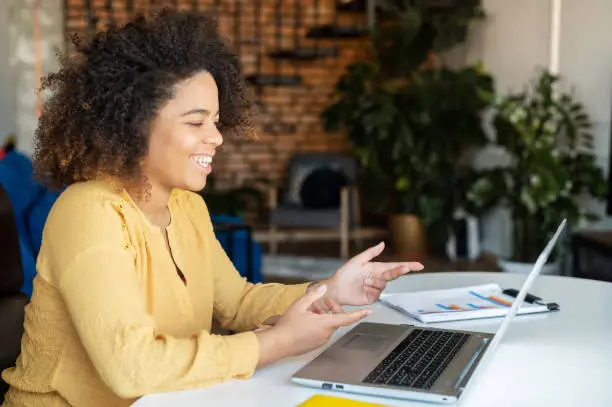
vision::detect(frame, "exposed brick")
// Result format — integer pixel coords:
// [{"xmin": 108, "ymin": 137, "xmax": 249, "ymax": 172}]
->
[{"xmin": 65, "ymin": 0, "xmax": 368, "ymax": 185}]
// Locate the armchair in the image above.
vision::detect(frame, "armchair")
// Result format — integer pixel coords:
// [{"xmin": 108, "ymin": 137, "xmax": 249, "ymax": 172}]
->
[
  {"xmin": 0, "ymin": 184, "xmax": 27, "ymax": 400},
  {"xmin": 265, "ymin": 153, "xmax": 361, "ymax": 258}
]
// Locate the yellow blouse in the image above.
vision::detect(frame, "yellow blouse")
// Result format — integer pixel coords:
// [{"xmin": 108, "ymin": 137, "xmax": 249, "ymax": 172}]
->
[{"xmin": 1, "ymin": 180, "xmax": 308, "ymax": 406}]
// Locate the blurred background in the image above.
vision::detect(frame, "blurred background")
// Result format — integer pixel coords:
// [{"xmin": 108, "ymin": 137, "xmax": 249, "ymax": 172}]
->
[{"xmin": 1, "ymin": 0, "xmax": 611, "ymax": 289}]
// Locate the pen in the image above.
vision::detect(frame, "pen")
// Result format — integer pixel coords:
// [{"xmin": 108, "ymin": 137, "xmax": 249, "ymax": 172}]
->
[
  {"xmin": 502, "ymin": 288, "xmax": 543, "ymax": 304},
  {"xmin": 502, "ymin": 288, "xmax": 560, "ymax": 311}
]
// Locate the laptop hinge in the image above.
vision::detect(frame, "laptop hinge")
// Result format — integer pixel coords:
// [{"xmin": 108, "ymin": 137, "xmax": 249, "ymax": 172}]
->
[{"xmin": 453, "ymin": 337, "xmax": 489, "ymax": 390}]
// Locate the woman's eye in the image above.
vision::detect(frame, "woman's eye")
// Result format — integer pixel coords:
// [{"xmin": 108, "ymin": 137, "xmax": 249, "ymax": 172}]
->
[{"xmin": 187, "ymin": 122, "xmax": 203, "ymax": 128}]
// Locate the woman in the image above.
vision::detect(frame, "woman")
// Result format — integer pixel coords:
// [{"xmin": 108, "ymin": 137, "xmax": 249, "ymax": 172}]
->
[{"xmin": 1, "ymin": 9, "xmax": 423, "ymax": 407}]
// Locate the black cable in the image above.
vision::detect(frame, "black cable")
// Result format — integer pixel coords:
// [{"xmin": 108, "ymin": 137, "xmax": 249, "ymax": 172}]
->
[
  {"xmin": 214, "ymin": 0, "xmax": 222, "ymax": 21},
  {"xmin": 85, "ymin": 0, "xmax": 95, "ymax": 36},
  {"xmin": 254, "ymin": 0, "xmax": 263, "ymax": 98},
  {"xmin": 274, "ymin": 0, "xmax": 283, "ymax": 84},
  {"xmin": 313, "ymin": 0, "xmax": 320, "ymax": 51},
  {"xmin": 234, "ymin": 0, "xmax": 241, "ymax": 58},
  {"xmin": 105, "ymin": 0, "xmax": 115, "ymax": 28},
  {"xmin": 292, "ymin": 0, "xmax": 300, "ymax": 74}
]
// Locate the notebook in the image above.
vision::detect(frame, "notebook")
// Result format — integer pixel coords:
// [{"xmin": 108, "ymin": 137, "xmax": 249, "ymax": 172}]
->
[
  {"xmin": 298, "ymin": 394, "xmax": 388, "ymax": 407},
  {"xmin": 379, "ymin": 283, "xmax": 557, "ymax": 323}
]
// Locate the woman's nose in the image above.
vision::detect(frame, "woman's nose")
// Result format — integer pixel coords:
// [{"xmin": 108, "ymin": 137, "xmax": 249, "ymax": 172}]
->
[{"xmin": 207, "ymin": 127, "xmax": 223, "ymax": 147}]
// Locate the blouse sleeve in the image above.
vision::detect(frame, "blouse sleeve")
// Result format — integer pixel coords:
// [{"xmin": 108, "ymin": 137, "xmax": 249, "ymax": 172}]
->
[
  {"xmin": 189, "ymin": 193, "xmax": 310, "ymax": 332},
  {"xmin": 45, "ymin": 194, "xmax": 261, "ymax": 399}
]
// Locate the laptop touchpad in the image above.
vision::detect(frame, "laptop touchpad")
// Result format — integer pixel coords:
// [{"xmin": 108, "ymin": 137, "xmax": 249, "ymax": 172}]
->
[{"xmin": 342, "ymin": 334, "xmax": 387, "ymax": 351}]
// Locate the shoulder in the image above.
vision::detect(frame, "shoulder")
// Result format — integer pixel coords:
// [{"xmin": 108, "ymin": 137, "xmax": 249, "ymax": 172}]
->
[
  {"xmin": 54, "ymin": 180, "xmax": 124, "ymax": 202},
  {"xmin": 44, "ymin": 181, "xmax": 132, "ymax": 249},
  {"xmin": 48, "ymin": 180, "xmax": 126, "ymax": 223},
  {"xmin": 171, "ymin": 189, "xmax": 211, "ymax": 220},
  {"xmin": 41, "ymin": 181, "xmax": 134, "ymax": 281}
]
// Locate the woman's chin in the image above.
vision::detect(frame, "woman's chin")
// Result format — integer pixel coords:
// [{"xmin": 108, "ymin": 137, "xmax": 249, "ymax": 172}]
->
[{"xmin": 185, "ymin": 175, "xmax": 208, "ymax": 192}]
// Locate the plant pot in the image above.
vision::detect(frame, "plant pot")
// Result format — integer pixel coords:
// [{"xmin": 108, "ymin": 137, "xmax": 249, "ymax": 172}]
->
[
  {"xmin": 388, "ymin": 214, "xmax": 427, "ymax": 260},
  {"xmin": 498, "ymin": 259, "xmax": 559, "ymax": 275}
]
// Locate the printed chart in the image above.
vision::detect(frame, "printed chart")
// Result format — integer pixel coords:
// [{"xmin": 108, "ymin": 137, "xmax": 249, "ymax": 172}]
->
[
  {"xmin": 427, "ymin": 290, "xmax": 513, "ymax": 313},
  {"xmin": 380, "ymin": 283, "xmax": 552, "ymax": 323}
]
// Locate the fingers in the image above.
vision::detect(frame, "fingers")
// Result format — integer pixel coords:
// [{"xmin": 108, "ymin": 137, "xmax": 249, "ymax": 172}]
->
[
  {"xmin": 298, "ymin": 284, "xmax": 328, "ymax": 312},
  {"xmin": 310, "ymin": 301, "xmax": 324, "ymax": 314},
  {"xmin": 311, "ymin": 297, "xmax": 343, "ymax": 314},
  {"xmin": 325, "ymin": 298, "xmax": 343, "ymax": 314},
  {"xmin": 373, "ymin": 261, "xmax": 424, "ymax": 273},
  {"xmin": 350, "ymin": 241, "xmax": 386, "ymax": 265},
  {"xmin": 375, "ymin": 262, "xmax": 423, "ymax": 281},
  {"xmin": 372, "ymin": 261, "xmax": 408, "ymax": 269},
  {"xmin": 365, "ymin": 276, "xmax": 387, "ymax": 290},
  {"xmin": 380, "ymin": 266, "xmax": 407, "ymax": 281},
  {"xmin": 327, "ymin": 308, "xmax": 372, "ymax": 328}
]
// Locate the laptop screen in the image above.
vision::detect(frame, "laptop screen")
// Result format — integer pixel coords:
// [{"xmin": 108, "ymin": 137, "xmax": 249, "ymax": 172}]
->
[{"xmin": 483, "ymin": 218, "xmax": 566, "ymax": 354}]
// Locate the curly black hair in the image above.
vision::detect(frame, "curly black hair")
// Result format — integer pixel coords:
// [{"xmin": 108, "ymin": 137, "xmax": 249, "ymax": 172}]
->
[{"xmin": 33, "ymin": 8, "xmax": 255, "ymax": 191}]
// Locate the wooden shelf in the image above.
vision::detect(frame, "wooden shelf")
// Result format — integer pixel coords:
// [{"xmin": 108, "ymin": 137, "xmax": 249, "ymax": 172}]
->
[
  {"xmin": 306, "ymin": 25, "xmax": 369, "ymax": 39},
  {"xmin": 245, "ymin": 74, "xmax": 303, "ymax": 87},
  {"xmin": 268, "ymin": 46, "xmax": 339, "ymax": 61},
  {"xmin": 253, "ymin": 226, "xmax": 387, "ymax": 243}
]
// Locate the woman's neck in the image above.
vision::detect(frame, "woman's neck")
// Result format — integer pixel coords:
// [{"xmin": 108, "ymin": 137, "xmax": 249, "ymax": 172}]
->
[{"xmin": 127, "ymin": 183, "xmax": 172, "ymax": 228}]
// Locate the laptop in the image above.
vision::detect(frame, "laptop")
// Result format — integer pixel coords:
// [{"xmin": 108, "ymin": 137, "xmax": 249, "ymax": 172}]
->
[{"xmin": 291, "ymin": 219, "xmax": 566, "ymax": 404}]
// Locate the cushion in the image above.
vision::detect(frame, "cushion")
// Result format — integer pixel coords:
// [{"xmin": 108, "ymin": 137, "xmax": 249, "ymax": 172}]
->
[
  {"xmin": 284, "ymin": 164, "xmax": 319, "ymax": 206},
  {"xmin": 284, "ymin": 160, "xmax": 349, "ymax": 206},
  {"xmin": 0, "ymin": 294, "xmax": 26, "ymax": 399},
  {"xmin": 211, "ymin": 215, "xmax": 263, "ymax": 284},
  {"xmin": 299, "ymin": 167, "xmax": 348, "ymax": 209},
  {"xmin": 270, "ymin": 206, "xmax": 341, "ymax": 228},
  {"xmin": 0, "ymin": 294, "xmax": 26, "ymax": 368}
]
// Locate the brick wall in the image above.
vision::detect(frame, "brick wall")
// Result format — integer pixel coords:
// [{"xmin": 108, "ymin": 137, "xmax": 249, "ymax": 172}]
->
[{"xmin": 65, "ymin": 0, "xmax": 369, "ymax": 187}]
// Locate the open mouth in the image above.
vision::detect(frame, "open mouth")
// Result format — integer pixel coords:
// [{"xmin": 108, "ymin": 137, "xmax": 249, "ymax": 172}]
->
[{"xmin": 190, "ymin": 155, "xmax": 213, "ymax": 173}]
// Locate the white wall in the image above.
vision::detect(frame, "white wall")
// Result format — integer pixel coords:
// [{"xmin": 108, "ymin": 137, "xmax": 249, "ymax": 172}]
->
[
  {"xmin": 4, "ymin": 0, "xmax": 63, "ymax": 156},
  {"xmin": 462, "ymin": 0, "xmax": 612, "ymax": 256},
  {"xmin": 467, "ymin": 0, "xmax": 552, "ymax": 93},
  {"xmin": 464, "ymin": 0, "xmax": 554, "ymax": 257},
  {"xmin": 558, "ymin": 0, "xmax": 612, "ymax": 229},
  {"xmin": 0, "ymin": 1, "xmax": 17, "ymax": 141}
]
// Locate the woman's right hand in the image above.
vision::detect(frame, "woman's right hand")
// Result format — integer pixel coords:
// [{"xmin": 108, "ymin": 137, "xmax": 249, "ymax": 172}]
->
[{"xmin": 255, "ymin": 284, "xmax": 371, "ymax": 367}]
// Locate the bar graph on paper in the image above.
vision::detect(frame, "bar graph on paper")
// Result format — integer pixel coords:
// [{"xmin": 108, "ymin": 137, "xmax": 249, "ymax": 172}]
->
[
  {"xmin": 403, "ymin": 285, "xmax": 519, "ymax": 315},
  {"xmin": 427, "ymin": 290, "xmax": 514, "ymax": 313},
  {"xmin": 380, "ymin": 283, "xmax": 551, "ymax": 323}
]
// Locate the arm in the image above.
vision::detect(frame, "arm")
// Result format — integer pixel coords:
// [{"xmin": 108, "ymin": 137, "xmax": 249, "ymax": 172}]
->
[
  {"xmin": 209, "ymin": 237, "xmax": 310, "ymax": 332},
  {"xmin": 192, "ymin": 196, "xmax": 309, "ymax": 332},
  {"xmin": 47, "ymin": 198, "xmax": 261, "ymax": 398}
]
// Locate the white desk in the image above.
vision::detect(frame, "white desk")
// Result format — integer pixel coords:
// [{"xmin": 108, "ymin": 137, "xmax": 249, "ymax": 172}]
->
[{"xmin": 134, "ymin": 272, "xmax": 612, "ymax": 407}]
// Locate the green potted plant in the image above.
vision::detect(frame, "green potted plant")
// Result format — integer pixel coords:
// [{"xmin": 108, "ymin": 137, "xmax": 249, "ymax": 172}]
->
[
  {"xmin": 466, "ymin": 69, "xmax": 608, "ymax": 272},
  {"xmin": 199, "ymin": 175, "xmax": 267, "ymax": 222},
  {"xmin": 321, "ymin": 1, "xmax": 493, "ymax": 257}
]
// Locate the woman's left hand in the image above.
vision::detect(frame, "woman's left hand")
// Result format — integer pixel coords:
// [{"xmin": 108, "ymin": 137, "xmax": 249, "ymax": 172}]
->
[{"xmin": 320, "ymin": 242, "xmax": 424, "ymax": 307}]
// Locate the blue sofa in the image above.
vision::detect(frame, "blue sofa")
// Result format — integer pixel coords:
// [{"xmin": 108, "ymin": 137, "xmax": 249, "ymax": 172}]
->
[{"xmin": 0, "ymin": 151, "xmax": 60, "ymax": 297}]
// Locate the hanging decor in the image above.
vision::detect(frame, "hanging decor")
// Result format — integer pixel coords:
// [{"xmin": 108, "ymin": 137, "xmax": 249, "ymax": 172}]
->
[{"xmin": 33, "ymin": 0, "xmax": 43, "ymax": 118}]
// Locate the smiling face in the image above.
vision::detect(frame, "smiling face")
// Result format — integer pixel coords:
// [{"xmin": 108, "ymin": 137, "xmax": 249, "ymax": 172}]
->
[{"xmin": 143, "ymin": 71, "xmax": 223, "ymax": 195}]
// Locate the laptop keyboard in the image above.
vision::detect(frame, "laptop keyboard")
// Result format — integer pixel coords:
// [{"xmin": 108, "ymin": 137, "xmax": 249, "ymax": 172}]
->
[{"xmin": 363, "ymin": 329, "xmax": 469, "ymax": 390}]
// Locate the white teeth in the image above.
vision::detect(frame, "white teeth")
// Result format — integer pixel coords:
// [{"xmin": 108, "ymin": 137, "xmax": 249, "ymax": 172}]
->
[{"xmin": 192, "ymin": 156, "xmax": 212, "ymax": 166}]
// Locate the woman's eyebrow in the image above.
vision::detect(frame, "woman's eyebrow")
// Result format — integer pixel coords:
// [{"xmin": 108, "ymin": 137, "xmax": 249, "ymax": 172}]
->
[{"xmin": 180, "ymin": 108, "xmax": 210, "ymax": 117}]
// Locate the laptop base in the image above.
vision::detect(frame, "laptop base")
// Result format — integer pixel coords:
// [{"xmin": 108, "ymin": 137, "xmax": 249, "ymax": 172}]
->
[{"xmin": 291, "ymin": 322, "xmax": 493, "ymax": 404}]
